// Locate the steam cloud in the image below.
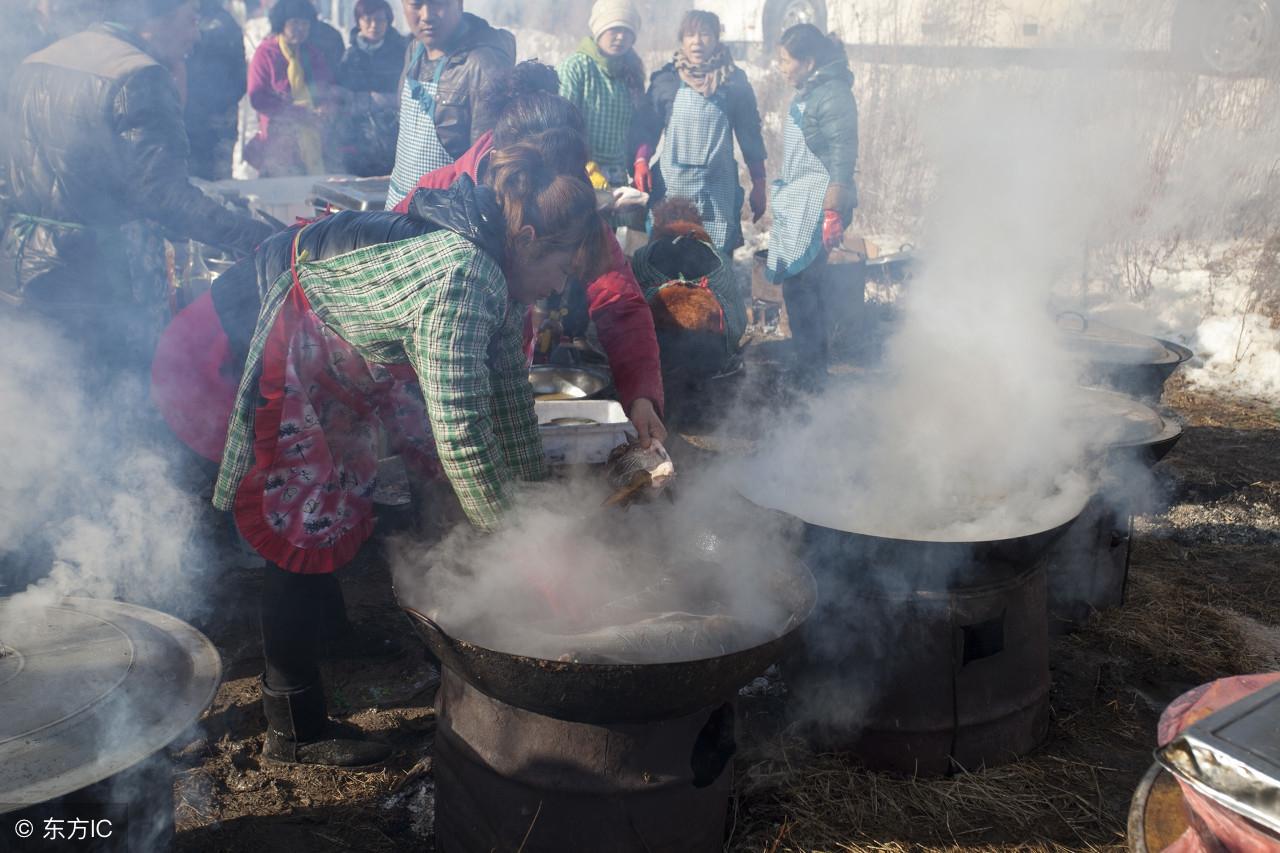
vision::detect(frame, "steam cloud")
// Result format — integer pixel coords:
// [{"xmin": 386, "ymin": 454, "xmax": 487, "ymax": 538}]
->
[{"xmin": 0, "ymin": 312, "xmax": 214, "ymax": 633}]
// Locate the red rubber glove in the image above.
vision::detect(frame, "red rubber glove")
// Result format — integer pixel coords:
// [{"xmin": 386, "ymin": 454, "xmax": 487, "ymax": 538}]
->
[
  {"xmin": 749, "ymin": 180, "xmax": 767, "ymax": 222},
  {"xmin": 633, "ymin": 159, "xmax": 653, "ymax": 194},
  {"xmin": 822, "ymin": 210, "xmax": 845, "ymax": 251}
]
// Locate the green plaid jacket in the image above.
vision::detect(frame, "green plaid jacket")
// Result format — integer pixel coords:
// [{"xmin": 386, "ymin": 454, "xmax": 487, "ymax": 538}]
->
[
  {"xmin": 558, "ymin": 50, "xmax": 633, "ymax": 171},
  {"xmin": 213, "ymin": 230, "xmax": 546, "ymax": 531}
]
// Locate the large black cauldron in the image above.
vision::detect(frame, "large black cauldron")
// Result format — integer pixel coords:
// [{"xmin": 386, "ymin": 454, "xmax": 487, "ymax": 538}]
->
[{"xmin": 742, "ymin": 491, "xmax": 1086, "ymax": 776}]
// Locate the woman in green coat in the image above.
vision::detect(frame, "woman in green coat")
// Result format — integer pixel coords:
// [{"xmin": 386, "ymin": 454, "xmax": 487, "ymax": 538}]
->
[
  {"xmin": 766, "ymin": 24, "xmax": 858, "ymax": 388},
  {"xmin": 557, "ymin": 0, "xmax": 656, "ymax": 190}
]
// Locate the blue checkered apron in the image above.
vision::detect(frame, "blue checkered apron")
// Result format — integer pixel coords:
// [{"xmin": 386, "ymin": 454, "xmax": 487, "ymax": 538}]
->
[
  {"xmin": 767, "ymin": 101, "xmax": 829, "ymax": 282},
  {"xmin": 385, "ymin": 44, "xmax": 452, "ymax": 211},
  {"xmin": 656, "ymin": 85, "xmax": 743, "ymax": 255}
]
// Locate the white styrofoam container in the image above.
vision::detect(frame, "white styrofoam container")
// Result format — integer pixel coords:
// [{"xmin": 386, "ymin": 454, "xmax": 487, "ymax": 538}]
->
[{"xmin": 535, "ymin": 399, "xmax": 635, "ymax": 465}]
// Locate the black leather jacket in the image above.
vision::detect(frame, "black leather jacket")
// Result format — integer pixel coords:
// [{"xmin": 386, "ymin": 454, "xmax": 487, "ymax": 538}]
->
[
  {"xmin": 2, "ymin": 24, "xmax": 272, "ymax": 309},
  {"xmin": 401, "ymin": 14, "xmax": 515, "ymax": 161}
]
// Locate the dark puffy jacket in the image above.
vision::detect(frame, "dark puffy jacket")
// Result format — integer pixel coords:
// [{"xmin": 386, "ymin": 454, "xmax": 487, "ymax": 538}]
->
[
  {"xmin": 336, "ymin": 27, "xmax": 407, "ymax": 175},
  {"xmin": 185, "ymin": 0, "xmax": 246, "ymax": 179},
  {"xmin": 2, "ymin": 25, "xmax": 272, "ymax": 310},
  {"xmin": 309, "ymin": 19, "xmax": 346, "ymax": 77},
  {"xmin": 338, "ymin": 27, "xmax": 407, "ymax": 93},
  {"xmin": 796, "ymin": 58, "xmax": 858, "ymax": 220},
  {"xmin": 646, "ymin": 64, "xmax": 767, "ymax": 167},
  {"xmin": 402, "ymin": 13, "xmax": 515, "ymax": 160},
  {"xmin": 213, "ymin": 177, "xmax": 503, "ymax": 365}
]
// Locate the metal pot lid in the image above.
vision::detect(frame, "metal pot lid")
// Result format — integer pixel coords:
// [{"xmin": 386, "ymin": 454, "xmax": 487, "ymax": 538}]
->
[
  {"xmin": 0, "ymin": 597, "xmax": 221, "ymax": 811},
  {"xmin": 1068, "ymin": 387, "xmax": 1168, "ymax": 448},
  {"xmin": 1057, "ymin": 312, "xmax": 1178, "ymax": 366}
]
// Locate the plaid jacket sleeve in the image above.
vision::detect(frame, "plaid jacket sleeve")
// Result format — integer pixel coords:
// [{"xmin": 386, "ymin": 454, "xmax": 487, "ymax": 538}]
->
[
  {"xmin": 489, "ymin": 301, "xmax": 547, "ymax": 482},
  {"xmin": 407, "ymin": 253, "xmax": 521, "ymax": 531},
  {"xmin": 557, "ymin": 53, "xmax": 587, "ymax": 113}
]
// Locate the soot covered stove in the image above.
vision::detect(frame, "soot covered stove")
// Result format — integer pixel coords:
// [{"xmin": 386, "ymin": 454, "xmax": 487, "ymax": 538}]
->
[
  {"xmin": 743, "ymin": 495, "xmax": 1086, "ymax": 777},
  {"xmin": 401, "ymin": 553, "xmax": 816, "ymax": 853},
  {"xmin": 433, "ymin": 668, "xmax": 735, "ymax": 853}
]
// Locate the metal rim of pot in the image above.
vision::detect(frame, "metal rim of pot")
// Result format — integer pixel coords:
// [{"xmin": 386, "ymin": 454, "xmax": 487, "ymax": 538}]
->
[
  {"xmin": 397, "ymin": 559, "xmax": 817, "ymax": 724},
  {"xmin": 528, "ymin": 364, "xmax": 613, "ymax": 400},
  {"xmin": 1058, "ymin": 311, "xmax": 1191, "ymax": 368}
]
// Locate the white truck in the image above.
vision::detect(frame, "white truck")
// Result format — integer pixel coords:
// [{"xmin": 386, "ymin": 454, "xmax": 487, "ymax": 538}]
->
[{"xmin": 696, "ymin": 0, "xmax": 1277, "ymax": 75}]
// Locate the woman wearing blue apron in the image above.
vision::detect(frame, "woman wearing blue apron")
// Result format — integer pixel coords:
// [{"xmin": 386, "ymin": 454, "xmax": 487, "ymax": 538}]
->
[
  {"xmin": 385, "ymin": 41, "xmax": 452, "ymax": 210},
  {"xmin": 767, "ymin": 24, "xmax": 858, "ymax": 388},
  {"xmin": 645, "ymin": 10, "xmax": 768, "ymax": 258}
]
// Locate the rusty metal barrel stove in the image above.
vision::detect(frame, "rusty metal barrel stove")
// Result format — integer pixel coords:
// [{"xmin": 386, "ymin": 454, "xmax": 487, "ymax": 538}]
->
[
  {"xmin": 1046, "ymin": 389, "xmax": 1183, "ymax": 633},
  {"xmin": 764, "ymin": 499, "xmax": 1085, "ymax": 776},
  {"xmin": 401, "ymin": 555, "xmax": 816, "ymax": 852},
  {"xmin": 433, "ymin": 669, "xmax": 735, "ymax": 853}
]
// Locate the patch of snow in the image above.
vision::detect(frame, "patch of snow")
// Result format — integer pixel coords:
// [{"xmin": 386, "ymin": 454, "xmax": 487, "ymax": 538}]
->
[{"xmin": 1082, "ymin": 243, "xmax": 1280, "ymax": 403}]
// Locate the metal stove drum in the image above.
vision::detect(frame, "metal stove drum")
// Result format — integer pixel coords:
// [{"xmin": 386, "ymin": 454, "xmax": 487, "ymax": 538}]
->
[
  {"xmin": 400, "ymin": 557, "xmax": 816, "ymax": 853},
  {"xmin": 1046, "ymin": 388, "xmax": 1183, "ymax": 633},
  {"xmin": 772, "ymin": 497, "xmax": 1086, "ymax": 776}
]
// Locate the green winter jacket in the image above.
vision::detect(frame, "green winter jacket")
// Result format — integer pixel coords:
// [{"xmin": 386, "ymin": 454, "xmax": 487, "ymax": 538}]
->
[{"xmin": 795, "ymin": 58, "xmax": 859, "ymax": 221}]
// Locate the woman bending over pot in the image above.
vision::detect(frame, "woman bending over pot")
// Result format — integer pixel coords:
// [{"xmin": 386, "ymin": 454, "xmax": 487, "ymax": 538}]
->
[{"xmin": 213, "ymin": 137, "xmax": 607, "ymax": 768}]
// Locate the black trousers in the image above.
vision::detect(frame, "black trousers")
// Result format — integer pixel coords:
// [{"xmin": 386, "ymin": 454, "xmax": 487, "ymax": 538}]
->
[
  {"xmin": 782, "ymin": 253, "xmax": 830, "ymax": 378},
  {"xmin": 260, "ymin": 563, "xmax": 349, "ymax": 693}
]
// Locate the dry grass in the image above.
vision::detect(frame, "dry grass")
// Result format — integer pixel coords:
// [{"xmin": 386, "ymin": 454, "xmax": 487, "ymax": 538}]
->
[
  {"xmin": 1088, "ymin": 575, "xmax": 1278, "ymax": 678},
  {"xmin": 730, "ymin": 740, "xmax": 1127, "ymax": 852}
]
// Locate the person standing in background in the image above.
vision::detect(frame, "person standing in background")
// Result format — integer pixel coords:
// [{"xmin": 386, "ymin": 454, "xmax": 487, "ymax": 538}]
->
[
  {"xmin": 336, "ymin": 0, "xmax": 406, "ymax": 176},
  {"xmin": 185, "ymin": 0, "xmax": 247, "ymax": 179},
  {"xmin": 646, "ymin": 9, "xmax": 767, "ymax": 258},
  {"xmin": 246, "ymin": 0, "xmax": 336, "ymax": 175},
  {"xmin": 2, "ymin": 0, "xmax": 272, "ymax": 374},
  {"xmin": 303, "ymin": 0, "xmax": 343, "ymax": 71},
  {"xmin": 383, "ymin": 0, "xmax": 514, "ymax": 210},
  {"xmin": 557, "ymin": 0, "xmax": 655, "ymax": 191},
  {"xmin": 766, "ymin": 24, "xmax": 857, "ymax": 388}
]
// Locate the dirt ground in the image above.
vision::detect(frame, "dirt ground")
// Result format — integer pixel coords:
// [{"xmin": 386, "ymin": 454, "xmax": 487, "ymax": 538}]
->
[{"xmin": 169, "ymin": 349, "xmax": 1280, "ymax": 852}]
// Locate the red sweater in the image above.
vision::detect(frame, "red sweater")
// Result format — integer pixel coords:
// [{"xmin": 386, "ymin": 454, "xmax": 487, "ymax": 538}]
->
[{"xmin": 392, "ymin": 132, "xmax": 664, "ymax": 413}]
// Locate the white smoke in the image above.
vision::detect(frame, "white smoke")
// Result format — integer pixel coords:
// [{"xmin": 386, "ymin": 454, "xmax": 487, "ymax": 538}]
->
[
  {"xmin": 391, "ymin": 467, "xmax": 809, "ymax": 664},
  {"xmin": 0, "ymin": 312, "xmax": 213, "ymax": 631}
]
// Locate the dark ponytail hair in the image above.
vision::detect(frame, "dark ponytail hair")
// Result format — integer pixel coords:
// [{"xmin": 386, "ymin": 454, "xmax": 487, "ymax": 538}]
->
[
  {"xmin": 483, "ymin": 61, "xmax": 587, "ymax": 149},
  {"xmin": 778, "ymin": 23, "xmax": 844, "ymax": 67},
  {"xmin": 486, "ymin": 135, "xmax": 607, "ymax": 280}
]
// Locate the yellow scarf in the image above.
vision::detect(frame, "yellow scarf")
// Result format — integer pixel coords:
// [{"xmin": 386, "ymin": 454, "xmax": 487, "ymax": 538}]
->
[{"xmin": 278, "ymin": 35, "xmax": 325, "ymax": 173}]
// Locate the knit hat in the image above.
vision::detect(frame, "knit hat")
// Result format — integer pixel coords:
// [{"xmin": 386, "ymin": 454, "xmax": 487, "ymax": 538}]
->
[{"xmin": 589, "ymin": 0, "xmax": 640, "ymax": 41}]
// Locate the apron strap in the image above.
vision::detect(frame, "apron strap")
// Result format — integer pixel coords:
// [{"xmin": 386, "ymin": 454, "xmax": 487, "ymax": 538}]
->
[{"xmin": 407, "ymin": 42, "xmax": 449, "ymax": 119}]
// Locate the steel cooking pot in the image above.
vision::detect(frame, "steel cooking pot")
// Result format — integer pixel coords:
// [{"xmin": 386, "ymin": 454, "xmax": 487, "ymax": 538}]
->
[{"xmin": 528, "ymin": 365, "xmax": 611, "ymax": 400}]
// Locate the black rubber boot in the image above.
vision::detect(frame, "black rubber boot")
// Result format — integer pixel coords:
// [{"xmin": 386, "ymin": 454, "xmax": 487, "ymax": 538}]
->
[{"xmin": 261, "ymin": 680, "xmax": 392, "ymax": 767}]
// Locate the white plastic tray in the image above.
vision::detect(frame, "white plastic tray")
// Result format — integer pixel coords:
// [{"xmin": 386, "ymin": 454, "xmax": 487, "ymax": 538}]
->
[{"xmin": 535, "ymin": 399, "xmax": 635, "ymax": 465}]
